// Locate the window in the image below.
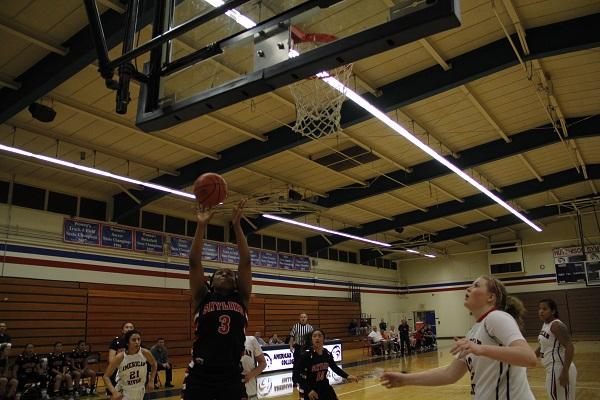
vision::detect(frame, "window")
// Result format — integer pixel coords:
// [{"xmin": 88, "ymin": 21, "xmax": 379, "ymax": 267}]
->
[
  {"xmin": 79, "ymin": 197, "xmax": 107, "ymax": 221},
  {"xmin": 187, "ymin": 220, "xmax": 197, "ymax": 236},
  {"xmin": 0, "ymin": 180, "xmax": 8, "ymax": 203},
  {"xmin": 142, "ymin": 211, "xmax": 163, "ymax": 231},
  {"xmin": 47, "ymin": 191, "xmax": 77, "ymax": 216},
  {"xmin": 317, "ymin": 248, "xmax": 328, "ymax": 259},
  {"xmin": 12, "ymin": 183, "xmax": 45, "ymax": 210},
  {"xmin": 392, "ymin": 262, "xmax": 397, "ymax": 270},
  {"xmin": 290, "ymin": 240, "xmax": 303, "ymax": 255},
  {"xmin": 262, "ymin": 235, "xmax": 276, "ymax": 251},
  {"xmin": 118, "ymin": 211, "xmax": 139, "ymax": 227},
  {"xmin": 328, "ymin": 248, "xmax": 339, "ymax": 261},
  {"xmin": 207, "ymin": 224, "xmax": 225, "ymax": 242},
  {"xmin": 339, "ymin": 250, "xmax": 348, "ymax": 262},
  {"xmin": 277, "ymin": 238, "xmax": 290, "ymax": 253},
  {"xmin": 247, "ymin": 233, "xmax": 261, "ymax": 248},
  {"xmin": 165, "ymin": 215, "xmax": 186, "ymax": 235},
  {"xmin": 348, "ymin": 252, "xmax": 357, "ymax": 264}
]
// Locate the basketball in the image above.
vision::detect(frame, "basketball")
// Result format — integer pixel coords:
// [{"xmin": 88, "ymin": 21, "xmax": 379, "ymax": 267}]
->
[{"xmin": 193, "ymin": 173, "xmax": 228, "ymax": 207}]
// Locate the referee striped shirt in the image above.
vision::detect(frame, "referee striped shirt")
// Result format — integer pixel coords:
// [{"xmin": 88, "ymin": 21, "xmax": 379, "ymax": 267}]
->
[{"xmin": 290, "ymin": 323, "xmax": 313, "ymax": 347}]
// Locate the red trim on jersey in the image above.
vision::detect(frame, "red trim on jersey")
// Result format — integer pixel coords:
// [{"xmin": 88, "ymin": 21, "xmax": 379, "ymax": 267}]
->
[{"xmin": 476, "ymin": 307, "xmax": 496, "ymax": 323}]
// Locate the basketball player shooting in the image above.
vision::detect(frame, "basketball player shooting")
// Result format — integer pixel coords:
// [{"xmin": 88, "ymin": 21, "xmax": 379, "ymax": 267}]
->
[{"xmin": 182, "ymin": 198, "xmax": 251, "ymax": 400}]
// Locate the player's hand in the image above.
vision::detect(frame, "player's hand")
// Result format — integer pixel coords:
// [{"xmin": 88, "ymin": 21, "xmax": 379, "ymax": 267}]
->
[
  {"xmin": 146, "ymin": 382, "xmax": 154, "ymax": 392},
  {"xmin": 559, "ymin": 370, "xmax": 569, "ymax": 387},
  {"xmin": 380, "ymin": 372, "xmax": 410, "ymax": 388},
  {"xmin": 308, "ymin": 390, "xmax": 319, "ymax": 400},
  {"xmin": 241, "ymin": 371, "xmax": 252, "ymax": 383},
  {"xmin": 195, "ymin": 206, "xmax": 215, "ymax": 226},
  {"xmin": 232, "ymin": 199, "xmax": 247, "ymax": 227},
  {"xmin": 450, "ymin": 337, "xmax": 483, "ymax": 358},
  {"xmin": 109, "ymin": 392, "xmax": 123, "ymax": 400},
  {"xmin": 346, "ymin": 375, "xmax": 359, "ymax": 383}
]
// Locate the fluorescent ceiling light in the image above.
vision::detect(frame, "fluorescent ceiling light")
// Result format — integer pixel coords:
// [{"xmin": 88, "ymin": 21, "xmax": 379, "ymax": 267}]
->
[
  {"xmin": 262, "ymin": 214, "xmax": 391, "ymax": 247},
  {"xmin": 424, "ymin": 253, "xmax": 436, "ymax": 258},
  {"xmin": 203, "ymin": 0, "xmax": 256, "ymax": 29},
  {"xmin": 0, "ymin": 144, "xmax": 196, "ymax": 200},
  {"xmin": 405, "ymin": 249, "xmax": 419, "ymax": 254},
  {"xmin": 319, "ymin": 73, "xmax": 542, "ymax": 232}
]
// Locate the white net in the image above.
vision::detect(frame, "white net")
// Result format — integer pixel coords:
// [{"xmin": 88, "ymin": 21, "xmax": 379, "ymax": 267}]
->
[{"xmin": 289, "ymin": 63, "xmax": 353, "ymax": 139}]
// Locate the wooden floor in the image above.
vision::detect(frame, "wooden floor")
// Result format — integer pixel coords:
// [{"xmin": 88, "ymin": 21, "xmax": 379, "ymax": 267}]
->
[{"xmin": 107, "ymin": 340, "xmax": 600, "ymax": 399}]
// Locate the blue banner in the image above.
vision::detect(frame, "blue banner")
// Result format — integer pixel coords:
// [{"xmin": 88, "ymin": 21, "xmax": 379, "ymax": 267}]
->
[
  {"xmin": 250, "ymin": 249, "xmax": 262, "ymax": 267},
  {"xmin": 64, "ymin": 220, "xmax": 100, "ymax": 245},
  {"xmin": 101, "ymin": 225, "xmax": 133, "ymax": 250},
  {"xmin": 135, "ymin": 230, "xmax": 164, "ymax": 254},
  {"xmin": 278, "ymin": 254, "xmax": 295, "ymax": 270},
  {"xmin": 203, "ymin": 242, "xmax": 219, "ymax": 261},
  {"xmin": 169, "ymin": 236, "xmax": 191, "ymax": 258},
  {"xmin": 294, "ymin": 256, "xmax": 311, "ymax": 271},
  {"xmin": 220, "ymin": 244, "xmax": 240, "ymax": 264},
  {"xmin": 261, "ymin": 251, "xmax": 278, "ymax": 268}
]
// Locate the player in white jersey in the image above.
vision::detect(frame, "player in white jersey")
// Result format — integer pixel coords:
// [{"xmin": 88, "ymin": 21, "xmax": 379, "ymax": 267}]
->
[
  {"xmin": 381, "ymin": 275, "xmax": 537, "ymax": 399},
  {"xmin": 103, "ymin": 330, "xmax": 157, "ymax": 400},
  {"xmin": 240, "ymin": 336, "xmax": 267, "ymax": 400},
  {"xmin": 536, "ymin": 299, "xmax": 577, "ymax": 400}
]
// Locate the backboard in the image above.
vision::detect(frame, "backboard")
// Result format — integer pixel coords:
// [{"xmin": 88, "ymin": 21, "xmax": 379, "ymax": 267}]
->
[{"xmin": 129, "ymin": 0, "xmax": 461, "ymax": 131}]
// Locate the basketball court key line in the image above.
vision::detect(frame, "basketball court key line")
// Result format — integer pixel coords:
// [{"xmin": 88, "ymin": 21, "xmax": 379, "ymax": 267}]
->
[{"xmin": 0, "ymin": 144, "xmax": 196, "ymax": 200}]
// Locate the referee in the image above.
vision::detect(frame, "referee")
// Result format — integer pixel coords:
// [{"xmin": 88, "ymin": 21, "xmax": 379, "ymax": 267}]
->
[{"xmin": 289, "ymin": 313, "xmax": 313, "ymax": 391}]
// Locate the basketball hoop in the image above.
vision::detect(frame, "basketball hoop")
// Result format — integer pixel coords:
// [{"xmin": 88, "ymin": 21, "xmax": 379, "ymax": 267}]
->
[{"xmin": 289, "ymin": 26, "xmax": 353, "ymax": 140}]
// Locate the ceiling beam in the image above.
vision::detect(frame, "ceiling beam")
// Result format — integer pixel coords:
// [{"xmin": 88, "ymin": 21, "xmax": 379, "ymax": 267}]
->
[
  {"xmin": 518, "ymin": 154, "xmax": 542, "ymax": 182},
  {"xmin": 111, "ymin": 15, "xmax": 600, "ymax": 220},
  {"xmin": 341, "ymin": 129, "xmax": 411, "ymax": 172},
  {"xmin": 460, "ymin": 85, "xmax": 510, "ymax": 143},
  {"xmin": 51, "ymin": 95, "xmax": 219, "ymax": 160},
  {"xmin": 286, "ymin": 150, "xmax": 367, "ymax": 186},
  {"xmin": 305, "ymin": 165, "xmax": 600, "ymax": 253},
  {"xmin": 419, "ymin": 38, "xmax": 451, "ymax": 71},
  {"xmin": 384, "ymin": 192, "xmax": 428, "ymax": 212},
  {"xmin": 429, "ymin": 181, "xmax": 463, "ymax": 203},
  {"xmin": 0, "ymin": 2, "xmax": 157, "ymax": 125},
  {"xmin": 0, "ymin": 15, "xmax": 69, "ymax": 55},
  {"xmin": 361, "ymin": 197, "xmax": 594, "ymax": 262},
  {"xmin": 9, "ymin": 122, "xmax": 179, "ymax": 176},
  {"xmin": 475, "ymin": 209, "xmax": 497, "ymax": 222},
  {"xmin": 253, "ymin": 115, "xmax": 600, "ymax": 233},
  {"xmin": 347, "ymin": 203, "xmax": 393, "ymax": 221},
  {"xmin": 239, "ymin": 166, "xmax": 327, "ymax": 198},
  {"xmin": 0, "ymin": 73, "xmax": 20, "ymax": 91}
]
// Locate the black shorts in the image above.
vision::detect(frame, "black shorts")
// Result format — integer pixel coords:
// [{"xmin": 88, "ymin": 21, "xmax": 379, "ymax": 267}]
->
[
  {"xmin": 181, "ymin": 362, "xmax": 247, "ymax": 400},
  {"xmin": 17, "ymin": 373, "xmax": 41, "ymax": 391}
]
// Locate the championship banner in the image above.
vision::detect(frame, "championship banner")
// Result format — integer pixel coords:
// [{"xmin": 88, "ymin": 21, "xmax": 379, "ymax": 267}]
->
[
  {"xmin": 278, "ymin": 253, "xmax": 295, "ymax": 270},
  {"xmin": 134, "ymin": 230, "xmax": 164, "ymax": 254},
  {"xmin": 63, "ymin": 219, "xmax": 100, "ymax": 246},
  {"xmin": 169, "ymin": 236, "xmax": 191, "ymax": 258},
  {"xmin": 101, "ymin": 225, "xmax": 133, "ymax": 250}
]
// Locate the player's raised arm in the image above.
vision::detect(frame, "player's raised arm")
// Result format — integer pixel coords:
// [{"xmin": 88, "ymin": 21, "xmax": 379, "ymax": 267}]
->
[
  {"xmin": 189, "ymin": 207, "xmax": 215, "ymax": 309},
  {"xmin": 233, "ymin": 199, "xmax": 251, "ymax": 307}
]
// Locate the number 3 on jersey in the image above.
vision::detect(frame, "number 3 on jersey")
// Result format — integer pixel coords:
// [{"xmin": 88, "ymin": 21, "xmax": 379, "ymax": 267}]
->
[{"xmin": 218, "ymin": 315, "xmax": 231, "ymax": 334}]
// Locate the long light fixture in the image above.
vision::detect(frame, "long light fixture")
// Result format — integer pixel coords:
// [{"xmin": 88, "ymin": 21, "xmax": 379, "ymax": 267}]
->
[
  {"xmin": 262, "ymin": 214, "xmax": 391, "ymax": 247},
  {"xmin": 203, "ymin": 0, "xmax": 256, "ymax": 29},
  {"xmin": 319, "ymin": 73, "xmax": 542, "ymax": 232},
  {"xmin": 0, "ymin": 144, "xmax": 195, "ymax": 200}
]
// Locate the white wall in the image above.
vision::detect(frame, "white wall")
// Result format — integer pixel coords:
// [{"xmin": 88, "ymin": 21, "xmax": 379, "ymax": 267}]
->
[{"xmin": 394, "ymin": 214, "xmax": 600, "ymax": 337}]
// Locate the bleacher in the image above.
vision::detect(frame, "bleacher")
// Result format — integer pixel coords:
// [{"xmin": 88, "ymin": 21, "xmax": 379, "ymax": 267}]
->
[{"xmin": 1, "ymin": 277, "xmax": 364, "ymax": 371}]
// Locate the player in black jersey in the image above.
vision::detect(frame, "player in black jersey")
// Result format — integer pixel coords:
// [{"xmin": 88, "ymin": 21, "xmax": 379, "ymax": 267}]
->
[
  {"xmin": 14, "ymin": 344, "xmax": 42, "ymax": 393},
  {"xmin": 297, "ymin": 329, "xmax": 358, "ymax": 400},
  {"xmin": 48, "ymin": 342, "xmax": 75, "ymax": 399},
  {"xmin": 1, "ymin": 343, "xmax": 18, "ymax": 400},
  {"xmin": 70, "ymin": 340, "xmax": 97, "ymax": 395},
  {"xmin": 107, "ymin": 322, "xmax": 135, "ymax": 395},
  {"xmin": 182, "ymin": 199, "xmax": 251, "ymax": 400}
]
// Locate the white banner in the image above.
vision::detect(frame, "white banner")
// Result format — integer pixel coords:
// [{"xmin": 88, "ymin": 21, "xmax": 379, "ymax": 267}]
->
[
  {"xmin": 262, "ymin": 342, "xmax": 343, "ymax": 373},
  {"xmin": 256, "ymin": 364, "xmax": 345, "ymax": 398}
]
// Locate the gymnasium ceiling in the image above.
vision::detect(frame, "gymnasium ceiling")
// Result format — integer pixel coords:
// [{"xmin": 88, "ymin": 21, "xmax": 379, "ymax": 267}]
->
[{"xmin": 0, "ymin": 0, "xmax": 599, "ymax": 262}]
